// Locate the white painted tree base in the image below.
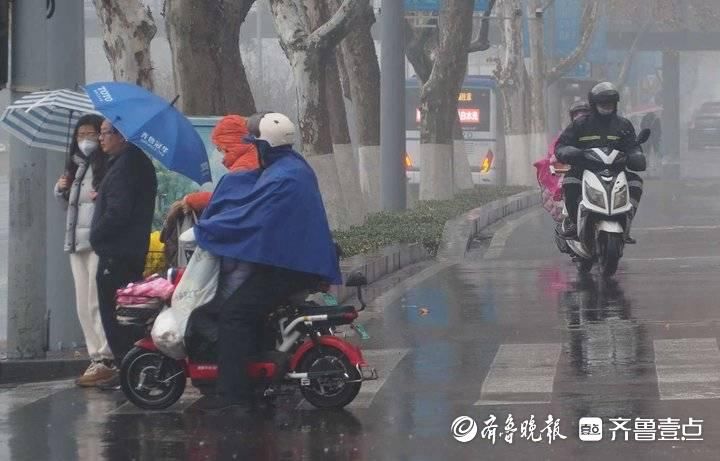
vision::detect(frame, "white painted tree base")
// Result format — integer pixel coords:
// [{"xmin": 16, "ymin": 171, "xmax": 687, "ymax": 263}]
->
[
  {"xmin": 334, "ymin": 143, "xmax": 367, "ymax": 226},
  {"xmin": 505, "ymin": 134, "xmax": 535, "ymax": 186},
  {"xmin": 419, "ymin": 143, "xmax": 454, "ymax": 201},
  {"xmin": 306, "ymin": 154, "xmax": 350, "ymax": 231},
  {"xmin": 452, "ymin": 140, "xmax": 474, "ymax": 191},
  {"xmin": 359, "ymin": 145, "xmax": 381, "ymax": 213}
]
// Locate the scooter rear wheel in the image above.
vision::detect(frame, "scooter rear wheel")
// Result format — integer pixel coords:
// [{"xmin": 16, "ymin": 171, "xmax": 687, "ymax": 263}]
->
[
  {"xmin": 297, "ymin": 346, "xmax": 361, "ymax": 409},
  {"xmin": 120, "ymin": 347, "xmax": 186, "ymax": 410}
]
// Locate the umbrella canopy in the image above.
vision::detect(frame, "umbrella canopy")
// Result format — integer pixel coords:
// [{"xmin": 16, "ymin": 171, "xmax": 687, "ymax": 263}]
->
[
  {"xmin": 0, "ymin": 89, "xmax": 97, "ymax": 152},
  {"xmin": 86, "ymin": 82, "xmax": 212, "ymax": 185}
]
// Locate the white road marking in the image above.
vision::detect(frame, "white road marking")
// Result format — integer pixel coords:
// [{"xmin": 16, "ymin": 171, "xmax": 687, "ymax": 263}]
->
[
  {"xmin": 654, "ymin": 338, "xmax": 720, "ymax": 400},
  {"xmin": 475, "ymin": 343, "xmax": 562, "ymax": 405}
]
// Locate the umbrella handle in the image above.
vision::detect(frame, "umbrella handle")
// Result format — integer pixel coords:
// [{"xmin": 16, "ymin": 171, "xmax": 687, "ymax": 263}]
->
[
  {"xmin": 170, "ymin": 95, "xmax": 180, "ymax": 107},
  {"xmin": 65, "ymin": 109, "xmax": 74, "ymax": 165}
]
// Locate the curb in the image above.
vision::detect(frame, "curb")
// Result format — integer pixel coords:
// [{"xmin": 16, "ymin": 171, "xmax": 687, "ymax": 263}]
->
[
  {"xmin": 333, "ymin": 243, "xmax": 430, "ymax": 303},
  {"xmin": 0, "ymin": 358, "xmax": 88, "ymax": 385},
  {"xmin": 334, "ymin": 189, "xmax": 540, "ymax": 302},
  {"xmin": 436, "ymin": 190, "xmax": 541, "ymax": 262}
]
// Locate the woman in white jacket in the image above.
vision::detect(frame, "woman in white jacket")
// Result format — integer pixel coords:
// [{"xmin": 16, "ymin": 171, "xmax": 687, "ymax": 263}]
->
[{"xmin": 54, "ymin": 114, "xmax": 114, "ymax": 387}]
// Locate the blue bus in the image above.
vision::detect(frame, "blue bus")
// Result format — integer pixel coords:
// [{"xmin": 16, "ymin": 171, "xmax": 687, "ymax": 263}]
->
[{"xmin": 405, "ymin": 75, "xmax": 502, "ymax": 185}]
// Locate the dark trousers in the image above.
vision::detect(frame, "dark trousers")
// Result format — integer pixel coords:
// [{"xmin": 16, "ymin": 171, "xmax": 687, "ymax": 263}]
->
[
  {"xmin": 562, "ymin": 170, "xmax": 643, "ymax": 222},
  {"xmin": 97, "ymin": 255, "xmax": 146, "ymax": 367},
  {"xmin": 218, "ymin": 266, "xmax": 317, "ymax": 403}
]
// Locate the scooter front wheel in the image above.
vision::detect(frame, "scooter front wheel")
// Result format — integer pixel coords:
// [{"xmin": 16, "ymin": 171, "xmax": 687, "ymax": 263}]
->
[
  {"xmin": 297, "ymin": 346, "xmax": 361, "ymax": 409},
  {"xmin": 599, "ymin": 233, "xmax": 623, "ymax": 277},
  {"xmin": 120, "ymin": 347, "xmax": 186, "ymax": 410},
  {"xmin": 577, "ymin": 258, "xmax": 594, "ymax": 274}
]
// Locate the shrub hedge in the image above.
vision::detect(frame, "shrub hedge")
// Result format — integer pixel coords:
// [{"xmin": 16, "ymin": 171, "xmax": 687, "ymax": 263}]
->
[{"xmin": 334, "ymin": 186, "xmax": 529, "ymax": 257}]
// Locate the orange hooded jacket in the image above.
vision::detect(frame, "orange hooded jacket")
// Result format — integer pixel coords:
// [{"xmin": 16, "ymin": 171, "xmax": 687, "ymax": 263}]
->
[{"xmin": 184, "ymin": 115, "xmax": 259, "ymax": 213}]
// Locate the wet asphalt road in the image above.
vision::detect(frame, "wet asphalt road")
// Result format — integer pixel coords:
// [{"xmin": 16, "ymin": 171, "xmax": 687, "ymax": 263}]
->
[{"xmin": 4, "ymin": 171, "xmax": 720, "ymax": 459}]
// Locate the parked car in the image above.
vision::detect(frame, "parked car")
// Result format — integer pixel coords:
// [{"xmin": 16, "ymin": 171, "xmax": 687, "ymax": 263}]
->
[{"xmin": 689, "ymin": 102, "xmax": 720, "ymax": 150}]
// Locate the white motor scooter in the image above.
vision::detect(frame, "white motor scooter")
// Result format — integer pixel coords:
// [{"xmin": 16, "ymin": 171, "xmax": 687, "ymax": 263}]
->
[{"xmin": 556, "ymin": 129, "xmax": 650, "ymax": 277}]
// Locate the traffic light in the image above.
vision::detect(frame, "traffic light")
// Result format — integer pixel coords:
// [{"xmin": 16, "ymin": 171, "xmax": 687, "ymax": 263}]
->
[{"xmin": 0, "ymin": 0, "xmax": 8, "ymax": 89}]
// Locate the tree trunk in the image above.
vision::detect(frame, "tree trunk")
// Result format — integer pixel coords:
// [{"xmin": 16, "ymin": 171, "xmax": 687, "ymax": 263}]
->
[
  {"xmin": 418, "ymin": 0, "xmax": 474, "ymax": 201},
  {"xmin": 92, "ymin": 0, "xmax": 157, "ymax": 89},
  {"xmin": 495, "ymin": 0, "xmax": 532, "ymax": 185},
  {"xmin": 320, "ymin": 0, "xmax": 367, "ymax": 226},
  {"xmin": 289, "ymin": 49, "xmax": 349, "ymax": 229},
  {"xmin": 338, "ymin": 1, "xmax": 381, "ymax": 212},
  {"xmin": 268, "ymin": 0, "xmax": 367, "ymax": 229},
  {"xmin": 165, "ymin": 0, "xmax": 256, "ymax": 115},
  {"xmin": 405, "ymin": 21, "xmax": 436, "ymax": 84},
  {"xmin": 527, "ymin": 0, "xmax": 548, "ymax": 166}
]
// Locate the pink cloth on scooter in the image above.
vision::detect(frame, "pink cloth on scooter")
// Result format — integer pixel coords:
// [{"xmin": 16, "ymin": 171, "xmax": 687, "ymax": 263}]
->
[
  {"xmin": 533, "ymin": 136, "xmax": 564, "ymax": 222},
  {"xmin": 116, "ymin": 274, "xmax": 175, "ymax": 303}
]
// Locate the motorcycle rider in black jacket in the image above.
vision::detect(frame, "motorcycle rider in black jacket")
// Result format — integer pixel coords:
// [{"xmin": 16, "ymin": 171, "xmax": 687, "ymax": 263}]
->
[{"xmin": 555, "ymin": 82, "xmax": 646, "ymax": 244}]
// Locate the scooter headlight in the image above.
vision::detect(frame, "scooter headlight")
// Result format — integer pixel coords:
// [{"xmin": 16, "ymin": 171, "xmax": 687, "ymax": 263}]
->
[
  {"xmin": 585, "ymin": 184, "xmax": 606, "ymax": 209},
  {"xmin": 613, "ymin": 185, "xmax": 628, "ymax": 209}
]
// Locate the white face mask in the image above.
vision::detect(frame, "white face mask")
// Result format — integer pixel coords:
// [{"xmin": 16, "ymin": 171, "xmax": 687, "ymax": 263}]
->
[{"xmin": 78, "ymin": 139, "xmax": 99, "ymax": 156}]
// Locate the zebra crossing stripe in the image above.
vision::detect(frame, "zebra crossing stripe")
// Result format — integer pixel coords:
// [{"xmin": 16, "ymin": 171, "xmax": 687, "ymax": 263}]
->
[
  {"xmin": 297, "ymin": 348, "xmax": 410, "ymax": 410},
  {"xmin": 654, "ymin": 338, "xmax": 720, "ymax": 400},
  {"xmin": 475, "ymin": 343, "xmax": 562, "ymax": 405},
  {"xmin": 0, "ymin": 380, "xmax": 75, "ymax": 417}
]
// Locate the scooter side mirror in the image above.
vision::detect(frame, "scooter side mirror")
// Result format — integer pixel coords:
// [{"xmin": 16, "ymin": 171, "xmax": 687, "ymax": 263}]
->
[{"xmin": 637, "ymin": 128, "xmax": 651, "ymax": 145}]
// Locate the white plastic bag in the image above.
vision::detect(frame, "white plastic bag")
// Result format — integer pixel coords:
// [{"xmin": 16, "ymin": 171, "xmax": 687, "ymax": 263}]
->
[
  {"xmin": 151, "ymin": 308, "xmax": 189, "ymax": 359},
  {"xmin": 151, "ymin": 245, "xmax": 220, "ymax": 359}
]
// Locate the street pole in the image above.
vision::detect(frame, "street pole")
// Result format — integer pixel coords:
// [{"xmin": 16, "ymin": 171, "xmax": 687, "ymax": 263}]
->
[
  {"xmin": 257, "ymin": 1, "xmax": 263, "ymax": 82},
  {"xmin": 7, "ymin": 1, "xmax": 48, "ymax": 358},
  {"xmin": 45, "ymin": 0, "xmax": 86, "ymax": 351},
  {"xmin": 380, "ymin": 0, "xmax": 406, "ymax": 211},
  {"xmin": 661, "ymin": 50, "xmax": 680, "ymax": 179}
]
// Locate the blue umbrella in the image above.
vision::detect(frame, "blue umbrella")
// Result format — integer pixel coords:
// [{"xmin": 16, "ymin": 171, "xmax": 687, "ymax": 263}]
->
[{"xmin": 85, "ymin": 82, "xmax": 212, "ymax": 185}]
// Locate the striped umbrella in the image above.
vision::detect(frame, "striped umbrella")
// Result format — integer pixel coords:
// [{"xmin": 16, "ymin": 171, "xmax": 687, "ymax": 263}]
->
[{"xmin": 0, "ymin": 89, "xmax": 98, "ymax": 152}]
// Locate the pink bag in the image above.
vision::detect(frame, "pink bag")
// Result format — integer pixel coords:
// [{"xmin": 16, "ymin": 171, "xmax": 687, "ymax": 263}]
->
[{"xmin": 116, "ymin": 274, "xmax": 175, "ymax": 303}]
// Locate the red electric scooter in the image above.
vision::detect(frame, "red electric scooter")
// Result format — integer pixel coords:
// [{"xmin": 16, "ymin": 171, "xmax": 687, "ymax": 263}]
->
[{"xmin": 117, "ymin": 271, "xmax": 377, "ymax": 410}]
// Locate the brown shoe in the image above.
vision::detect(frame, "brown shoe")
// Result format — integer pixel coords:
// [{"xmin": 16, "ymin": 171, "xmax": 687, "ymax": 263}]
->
[{"xmin": 76, "ymin": 362, "xmax": 117, "ymax": 388}]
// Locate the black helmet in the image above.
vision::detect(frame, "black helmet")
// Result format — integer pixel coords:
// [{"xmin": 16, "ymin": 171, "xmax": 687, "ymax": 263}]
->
[
  {"xmin": 569, "ymin": 100, "xmax": 590, "ymax": 120},
  {"xmin": 588, "ymin": 82, "xmax": 620, "ymax": 107}
]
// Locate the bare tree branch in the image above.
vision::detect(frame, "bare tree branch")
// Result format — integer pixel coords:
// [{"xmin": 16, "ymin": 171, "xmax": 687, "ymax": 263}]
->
[
  {"xmin": 309, "ymin": 0, "xmax": 369, "ymax": 51},
  {"xmin": 615, "ymin": 20, "xmax": 651, "ymax": 88},
  {"xmin": 468, "ymin": 0, "xmax": 497, "ymax": 53},
  {"xmin": 545, "ymin": 0, "xmax": 599, "ymax": 84}
]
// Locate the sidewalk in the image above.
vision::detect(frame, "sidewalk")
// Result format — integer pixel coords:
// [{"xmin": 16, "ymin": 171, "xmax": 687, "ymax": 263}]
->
[{"xmin": 0, "ymin": 346, "xmax": 89, "ymax": 384}]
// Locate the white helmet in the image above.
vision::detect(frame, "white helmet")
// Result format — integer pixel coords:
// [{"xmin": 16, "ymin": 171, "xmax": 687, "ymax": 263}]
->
[{"xmin": 247, "ymin": 112, "xmax": 296, "ymax": 147}]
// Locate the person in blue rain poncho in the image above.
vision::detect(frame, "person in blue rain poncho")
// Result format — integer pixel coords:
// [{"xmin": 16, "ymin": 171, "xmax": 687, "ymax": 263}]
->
[{"xmin": 193, "ymin": 112, "xmax": 341, "ymax": 411}]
